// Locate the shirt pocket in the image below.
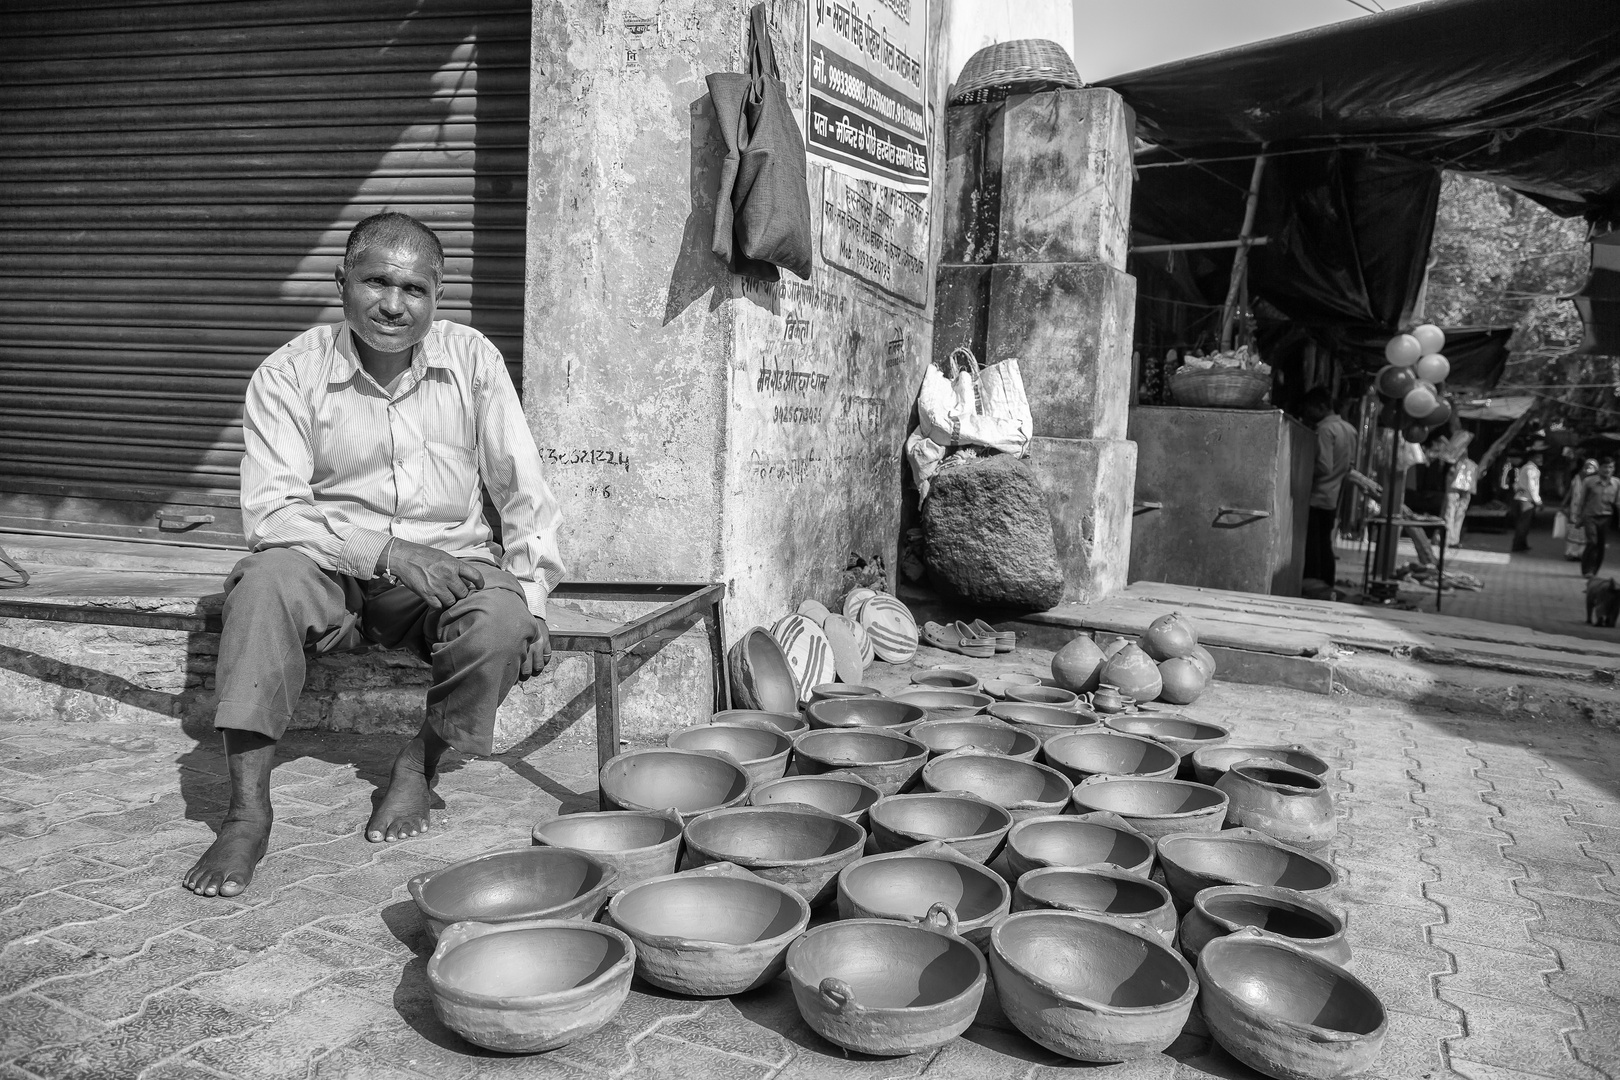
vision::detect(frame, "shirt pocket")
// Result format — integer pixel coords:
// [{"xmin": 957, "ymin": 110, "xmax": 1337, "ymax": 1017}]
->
[{"xmin": 421, "ymin": 439, "xmax": 479, "ymax": 520}]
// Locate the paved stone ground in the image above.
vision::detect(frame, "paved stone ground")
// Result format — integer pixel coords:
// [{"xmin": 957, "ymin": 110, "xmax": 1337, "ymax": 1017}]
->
[{"xmin": 3, "ymin": 675, "xmax": 1618, "ymax": 1080}]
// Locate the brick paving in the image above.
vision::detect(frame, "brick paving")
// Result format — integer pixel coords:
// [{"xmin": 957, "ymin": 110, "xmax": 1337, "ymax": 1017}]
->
[{"xmin": 2, "ymin": 675, "xmax": 1618, "ymax": 1079}]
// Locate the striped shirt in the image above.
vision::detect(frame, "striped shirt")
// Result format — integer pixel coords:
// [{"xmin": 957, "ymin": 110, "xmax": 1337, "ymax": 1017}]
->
[{"xmin": 240, "ymin": 321, "xmax": 564, "ymax": 617}]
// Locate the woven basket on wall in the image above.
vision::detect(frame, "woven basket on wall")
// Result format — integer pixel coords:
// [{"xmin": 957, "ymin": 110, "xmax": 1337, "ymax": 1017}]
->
[
  {"xmin": 950, "ymin": 39, "xmax": 1084, "ymax": 104},
  {"xmin": 1169, "ymin": 366, "xmax": 1271, "ymax": 409}
]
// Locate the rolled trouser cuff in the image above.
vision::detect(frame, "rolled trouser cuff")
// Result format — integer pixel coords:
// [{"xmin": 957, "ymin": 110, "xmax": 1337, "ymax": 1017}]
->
[{"xmin": 214, "ymin": 699, "xmax": 293, "ymax": 741}]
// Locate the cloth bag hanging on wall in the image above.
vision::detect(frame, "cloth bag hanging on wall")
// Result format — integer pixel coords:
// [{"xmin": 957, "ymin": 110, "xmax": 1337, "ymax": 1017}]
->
[{"xmin": 707, "ymin": 3, "xmax": 813, "ymax": 281}]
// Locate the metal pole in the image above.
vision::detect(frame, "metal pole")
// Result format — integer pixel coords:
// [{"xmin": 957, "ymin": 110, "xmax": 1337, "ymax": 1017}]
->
[{"xmin": 1219, "ymin": 150, "xmax": 1268, "ymax": 350}]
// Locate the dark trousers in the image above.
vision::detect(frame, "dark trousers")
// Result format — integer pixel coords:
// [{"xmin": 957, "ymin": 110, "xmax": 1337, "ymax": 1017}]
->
[
  {"xmin": 1304, "ymin": 506, "xmax": 1337, "ymax": 585},
  {"xmin": 214, "ymin": 548, "xmax": 538, "ymax": 757},
  {"xmin": 1512, "ymin": 501, "xmax": 1537, "ymax": 551},
  {"xmin": 1582, "ymin": 520, "xmax": 1612, "ymax": 577}
]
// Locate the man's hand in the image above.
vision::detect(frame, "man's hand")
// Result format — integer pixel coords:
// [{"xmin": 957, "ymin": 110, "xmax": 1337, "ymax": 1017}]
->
[
  {"xmin": 521, "ymin": 617, "xmax": 552, "ymax": 680},
  {"xmin": 378, "ymin": 538, "xmax": 485, "ymax": 609}
]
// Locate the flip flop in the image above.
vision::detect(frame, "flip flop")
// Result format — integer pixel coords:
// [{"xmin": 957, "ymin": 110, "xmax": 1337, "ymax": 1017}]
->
[
  {"xmin": 954, "ymin": 620, "xmax": 1001, "ymax": 655},
  {"xmin": 921, "ymin": 621, "xmax": 996, "ymax": 658},
  {"xmin": 970, "ymin": 619, "xmax": 1016, "ymax": 653}
]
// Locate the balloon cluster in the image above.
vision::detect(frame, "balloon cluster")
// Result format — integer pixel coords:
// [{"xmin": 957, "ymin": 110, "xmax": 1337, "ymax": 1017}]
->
[{"xmin": 1376, "ymin": 324, "xmax": 1453, "ymax": 442}]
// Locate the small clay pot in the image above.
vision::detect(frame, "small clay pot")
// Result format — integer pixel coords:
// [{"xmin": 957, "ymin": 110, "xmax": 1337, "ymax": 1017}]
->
[
  {"xmin": 790, "ymin": 728, "xmax": 929, "ymax": 795},
  {"xmin": 909, "ymin": 717, "xmax": 1039, "ymax": 760},
  {"xmin": 667, "ymin": 724, "xmax": 793, "ymax": 784},
  {"xmin": 750, "ymin": 772, "xmax": 882, "ymax": 823},
  {"xmin": 1012, "ymin": 866, "xmax": 1178, "ymax": 947},
  {"xmin": 1198, "ymin": 931, "xmax": 1387, "ymax": 1079},
  {"xmin": 989, "ymin": 910, "xmax": 1198, "ymax": 1062},
  {"xmin": 867, "ymin": 792, "xmax": 1014, "ymax": 863},
  {"xmin": 981, "ymin": 671, "xmax": 1044, "ymax": 699},
  {"xmin": 1042, "ymin": 729, "xmax": 1180, "ymax": 783},
  {"xmin": 887, "ymin": 688, "xmax": 995, "ymax": 722},
  {"xmin": 427, "ymin": 918, "xmax": 635, "ymax": 1053},
  {"xmin": 531, "ymin": 808, "xmax": 683, "ymax": 896},
  {"xmin": 1190, "ymin": 743, "xmax": 1330, "ymax": 787},
  {"xmin": 408, "ymin": 847, "xmax": 617, "ymax": 941},
  {"xmin": 1155, "ymin": 828, "xmax": 1341, "ymax": 911},
  {"xmin": 989, "ymin": 701, "xmax": 1102, "ymax": 743},
  {"xmin": 837, "ymin": 841, "xmax": 1011, "ymax": 949},
  {"xmin": 1004, "ymin": 684, "xmax": 1084, "ymax": 710},
  {"xmin": 921, "ymin": 748, "xmax": 1073, "ymax": 822},
  {"xmin": 1181, "ymin": 885, "xmax": 1350, "ymax": 967},
  {"xmin": 683, "ymin": 804, "xmax": 866, "ymax": 907},
  {"xmin": 805, "ymin": 697, "xmax": 926, "ymax": 732},
  {"xmin": 786, "ymin": 916, "xmax": 986, "ymax": 1056},
  {"xmin": 1004, "ymin": 812, "xmax": 1156, "ymax": 880},
  {"xmin": 606, "ymin": 862, "xmax": 810, "ymax": 996},
  {"xmin": 728, "ymin": 627, "xmax": 799, "ymax": 715},
  {"xmin": 808, "ymin": 683, "xmax": 883, "ymax": 704},
  {"xmin": 598, "ymin": 747, "xmax": 752, "ymax": 823},
  {"xmin": 1104, "ymin": 714, "xmax": 1231, "ymax": 769},
  {"xmin": 910, "ymin": 667, "xmax": 982, "ymax": 692},
  {"xmin": 711, "ymin": 708, "xmax": 809, "ymax": 737},
  {"xmin": 1090, "ymin": 684, "xmax": 1127, "ymax": 713},
  {"xmin": 1069, "ymin": 777, "xmax": 1227, "ymax": 839},
  {"xmin": 1216, "ymin": 762, "xmax": 1337, "ymax": 851}
]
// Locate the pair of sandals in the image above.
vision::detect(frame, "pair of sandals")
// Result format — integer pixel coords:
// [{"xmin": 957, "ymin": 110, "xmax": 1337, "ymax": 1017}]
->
[{"xmin": 921, "ymin": 619, "xmax": 1015, "ymax": 657}]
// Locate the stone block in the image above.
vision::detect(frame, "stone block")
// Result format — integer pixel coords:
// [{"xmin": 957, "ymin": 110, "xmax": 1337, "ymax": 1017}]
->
[
  {"xmin": 940, "ymin": 102, "xmax": 1003, "ymax": 265},
  {"xmin": 986, "ymin": 261, "xmax": 1135, "ymax": 440},
  {"xmin": 1025, "ymin": 436, "xmax": 1135, "ymax": 604},
  {"xmin": 932, "ymin": 264, "xmax": 992, "ymax": 367},
  {"xmin": 923, "ymin": 454, "xmax": 1065, "ymax": 610},
  {"xmin": 998, "ymin": 89, "xmax": 1134, "ymax": 269}
]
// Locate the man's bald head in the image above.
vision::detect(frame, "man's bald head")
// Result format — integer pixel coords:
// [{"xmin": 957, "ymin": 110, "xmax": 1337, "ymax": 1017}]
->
[{"xmin": 344, "ymin": 212, "xmax": 444, "ymax": 283}]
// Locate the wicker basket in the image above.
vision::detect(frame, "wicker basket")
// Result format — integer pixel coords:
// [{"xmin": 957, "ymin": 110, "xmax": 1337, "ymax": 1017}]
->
[
  {"xmin": 1169, "ymin": 366, "xmax": 1271, "ymax": 409},
  {"xmin": 951, "ymin": 39, "xmax": 1084, "ymax": 104}
]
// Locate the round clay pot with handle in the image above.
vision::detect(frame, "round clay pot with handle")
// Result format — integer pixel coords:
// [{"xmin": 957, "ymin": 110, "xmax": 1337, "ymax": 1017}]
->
[{"xmin": 1215, "ymin": 761, "xmax": 1337, "ymax": 851}]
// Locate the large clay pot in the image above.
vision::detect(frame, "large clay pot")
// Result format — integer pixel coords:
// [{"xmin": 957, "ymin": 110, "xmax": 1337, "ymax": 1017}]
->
[
  {"xmin": 1042, "ymin": 729, "xmax": 1179, "ymax": 783},
  {"xmin": 1155, "ymin": 828, "xmax": 1341, "ymax": 910},
  {"xmin": 606, "ymin": 862, "xmax": 809, "ymax": 996},
  {"xmin": 683, "ymin": 805, "xmax": 866, "ymax": 907},
  {"xmin": 1216, "ymin": 762, "xmax": 1337, "ymax": 851},
  {"xmin": 922, "ymin": 748, "xmax": 1073, "ymax": 822},
  {"xmin": 1104, "ymin": 714, "xmax": 1231, "ymax": 771},
  {"xmin": 806, "ymin": 696, "xmax": 926, "ymax": 732},
  {"xmin": 1004, "ymin": 812, "xmax": 1156, "ymax": 880},
  {"xmin": 711, "ymin": 708, "xmax": 808, "ymax": 737},
  {"xmin": 786, "ymin": 916, "xmax": 986, "ymax": 1056},
  {"xmin": 911, "ymin": 667, "xmax": 982, "ymax": 692},
  {"xmin": 598, "ymin": 747, "xmax": 752, "ymax": 823},
  {"xmin": 427, "ymin": 918, "xmax": 635, "ymax": 1053},
  {"xmin": 909, "ymin": 717, "xmax": 1040, "ymax": 761},
  {"xmin": 1141, "ymin": 611, "xmax": 1199, "ymax": 662},
  {"xmin": 532, "ymin": 808, "xmax": 683, "ymax": 896},
  {"xmin": 1012, "ymin": 866, "xmax": 1178, "ymax": 947},
  {"xmin": 750, "ymin": 773, "xmax": 882, "ymax": 824},
  {"xmin": 1190, "ymin": 744, "xmax": 1329, "ymax": 787},
  {"xmin": 728, "ymin": 626, "xmax": 799, "ymax": 714},
  {"xmin": 1198, "ymin": 931, "xmax": 1387, "ymax": 1080},
  {"xmin": 667, "ymin": 724, "xmax": 793, "ymax": 784},
  {"xmin": 887, "ymin": 688, "xmax": 995, "ymax": 722},
  {"xmin": 868, "ymin": 792, "xmax": 1014, "ymax": 863},
  {"xmin": 837, "ymin": 841, "xmax": 1011, "ymax": 950},
  {"xmin": 989, "ymin": 702, "xmax": 1102, "ymax": 743},
  {"xmin": 1051, "ymin": 634, "xmax": 1107, "ymax": 693},
  {"xmin": 408, "ymin": 847, "xmax": 617, "ymax": 941},
  {"xmin": 1068, "ymin": 777, "xmax": 1227, "ymax": 839},
  {"xmin": 1098, "ymin": 643, "xmax": 1162, "ymax": 703},
  {"xmin": 989, "ymin": 910, "xmax": 1198, "ymax": 1062},
  {"xmin": 791, "ymin": 728, "xmax": 929, "ymax": 795},
  {"xmin": 1181, "ymin": 885, "xmax": 1350, "ymax": 967}
]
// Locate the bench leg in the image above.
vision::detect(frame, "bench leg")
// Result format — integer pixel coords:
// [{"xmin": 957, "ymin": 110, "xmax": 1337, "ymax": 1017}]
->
[
  {"xmin": 594, "ymin": 651, "xmax": 622, "ymax": 808},
  {"xmin": 704, "ymin": 596, "xmax": 730, "ymax": 713}
]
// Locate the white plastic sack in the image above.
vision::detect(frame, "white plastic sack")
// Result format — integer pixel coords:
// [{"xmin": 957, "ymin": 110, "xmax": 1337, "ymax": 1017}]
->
[{"xmin": 915, "ymin": 347, "xmax": 1032, "ymax": 456}]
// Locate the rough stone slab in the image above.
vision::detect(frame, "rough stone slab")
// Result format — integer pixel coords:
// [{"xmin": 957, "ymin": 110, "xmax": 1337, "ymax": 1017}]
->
[
  {"xmin": 939, "ymin": 102, "xmax": 1003, "ymax": 265},
  {"xmin": 1025, "ymin": 436, "xmax": 1134, "ymax": 604}
]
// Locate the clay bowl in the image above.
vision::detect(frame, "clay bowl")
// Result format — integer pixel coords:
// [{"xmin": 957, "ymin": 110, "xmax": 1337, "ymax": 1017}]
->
[
  {"xmin": 683, "ymin": 805, "xmax": 866, "ymax": 907},
  {"xmin": 1181, "ymin": 885, "xmax": 1350, "ymax": 967},
  {"xmin": 1217, "ymin": 762, "xmax": 1338, "ymax": 851},
  {"xmin": 1004, "ymin": 812, "xmax": 1156, "ymax": 879},
  {"xmin": 989, "ymin": 702, "xmax": 1102, "ymax": 743},
  {"xmin": 908, "ymin": 717, "xmax": 1040, "ymax": 761},
  {"xmin": 666, "ymin": 724, "xmax": 793, "ymax": 784},
  {"xmin": 728, "ymin": 626, "xmax": 799, "ymax": 715},
  {"xmin": 1198, "ymin": 932, "xmax": 1387, "ymax": 1079},
  {"xmin": 791, "ymin": 729, "xmax": 929, "ymax": 795},
  {"xmin": 427, "ymin": 918, "xmax": 635, "ymax": 1053},
  {"xmin": 921, "ymin": 749, "xmax": 1073, "ymax": 822},
  {"xmin": 1155, "ymin": 828, "xmax": 1341, "ymax": 910},
  {"xmin": 805, "ymin": 697, "xmax": 926, "ymax": 733},
  {"xmin": 809, "ymin": 683, "xmax": 883, "ymax": 704},
  {"xmin": 981, "ymin": 671, "xmax": 1044, "ymax": 699},
  {"xmin": 867, "ymin": 792, "xmax": 1014, "ymax": 863},
  {"xmin": 750, "ymin": 773, "xmax": 882, "ymax": 823},
  {"xmin": 1012, "ymin": 866, "xmax": 1179, "ymax": 947},
  {"xmin": 989, "ymin": 910, "xmax": 1198, "ymax": 1062},
  {"xmin": 786, "ymin": 917, "xmax": 986, "ymax": 1056},
  {"xmin": 1190, "ymin": 743, "xmax": 1331, "ymax": 787},
  {"xmin": 887, "ymin": 688, "xmax": 995, "ymax": 722},
  {"xmin": 1041, "ymin": 729, "xmax": 1180, "ymax": 783},
  {"xmin": 837, "ymin": 841, "xmax": 1012, "ymax": 949},
  {"xmin": 711, "ymin": 708, "xmax": 808, "ymax": 738},
  {"xmin": 606, "ymin": 863, "xmax": 810, "ymax": 996},
  {"xmin": 598, "ymin": 747, "xmax": 752, "ymax": 823},
  {"xmin": 1004, "ymin": 684, "xmax": 1084, "ymax": 710},
  {"xmin": 1069, "ymin": 777, "xmax": 1228, "ymax": 839},
  {"xmin": 910, "ymin": 667, "xmax": 983, "ymax": 692},
  {"xmin": 531, "ymin": 809, "xmax": 683, "ymax": 896},
  {"xmin": 408, "ymin": 847, "xmax": 616, "ymax": 941},
  {"xmin": 1103, "ymin": 714, "xmax": 1231, "ymax": 768}
]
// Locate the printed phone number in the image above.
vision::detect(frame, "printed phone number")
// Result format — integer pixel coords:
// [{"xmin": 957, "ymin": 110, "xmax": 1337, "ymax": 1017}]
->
[{"xmin": 541, "ymin": 448, "xmax": 632, "ymax": 472}]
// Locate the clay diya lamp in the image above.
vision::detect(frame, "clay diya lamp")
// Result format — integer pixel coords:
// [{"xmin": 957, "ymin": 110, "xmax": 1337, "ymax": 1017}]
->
[
  {"xmin": 598, "ymin": 747, "xmax": 752, "ymax": 823},
  {"xmin": 408, "ymin": 847, "xmax": 616, "ymax": 941},
  {"xmin": 727, "ymin": 626, "xmax": 799, "ymax": 715},
  {"xmin": 749, "ymin": 772, "xmax": 881, "ymax": 824},
  {"xmin": 1041, "ymin": 728, "xmax": 1180, "ymax": 783},
  {"xmin": 910, "ymin": 667, "xmax": 983, "ymax": 693},
  {"xmin": 908, "ymin": 717, "xmax": 1040, "ymax": 760},
  {"xmin": 1155, "ymin": 828, "xmax": 1341, "ymax": 911},
  {"xmin": 1068, "ymin": 776, "xmax": 1228, "ymax": 839},
  {"xmin": 711, "ymin": 708, "xmax": 808, "ymax": 738},
  {"xmin": 1012, "ymin": 866, "xmax": 1178, "ymax": 947},
  {"xmin": 790, "ymin": 728, "xmax": 929, "ymax": 795},
  {"xmin": 1181, "ymin": 884, "xmax": 1350, "ymax": 967},
  {"xmin": 606, "ymin": 862, "xmax": 809, "ymax": 996},
  {"xmin": 531, "ymin": 808, "xmax": 683, "ymax": 896},
  {"xmin": 1190, "ymin": 743, "xmax": 1331, "ymax": 787},
  {"xmin": 426, "ymin": 918, "xmax": 634, "ymax": 1053},
  {"xmin": 867, "ymin": 791, "xmax": 1014, "ymax": 863},
  {"xmin": 808, "ymin": 683, "xmax": 883, "ymax": 704},
  {"xmin": 785, "ymin": 915, "xmax": 986, "ymax": 1056},
  {"xmin": 1104, "ymin": 714, "xmax": 1231, "ymax": 772},
  {"xmin": 1198, "ymin": 931, "xmax": 1387, "ymax": 1079},
  {"xmin": 682, "ymin": 804, "xmax": 866, "ymax": 908},
  {"xmin": 921, "ymin": 748, "xmax": 1073, "ymax": 822},
  {"xmin": 1003, "ymin": 811, "xmax": 1156, "ymax": 880},
  {"xmin": 805, "ymin": 697, "xmax": 926, "ymax": 733},
  {"xmin": 837, "ymin": 841, "xmax": 1011, "ymax": 949},
  {"xmin": 1216, "ymin": 762, "xmax": 1338, "ymax": 851},
  {"xmin": 980, "ymin": 671, "xmax": 1044, "ymax": 700},
  {"xmin": 1004, "ymin": 684, "xmax": 1086, "ymax": 711},
  {"xmin": 886, "ymin": 688, "xmax": 995, "ymax": 722},
  {"xmin": 989, "ymin": 910, "xmax": 1198, "ymax": 1062},
  {"xmin": 666, "ymin": 723, "xmax": 793, "ymax": 784},
  {"xmin": 989, "ymin": 701, "xmax": 1102, "ymax": 743}
]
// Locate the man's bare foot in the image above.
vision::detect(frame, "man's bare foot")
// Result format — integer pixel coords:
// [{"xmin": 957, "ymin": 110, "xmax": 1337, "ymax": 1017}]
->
[
  {"xmin": 184, "ymin": 813, "xmax": 271, "ymax": 897},
  {"xmin": 366, "ymin": 735, "xmax": 438, "ymax": 842}
]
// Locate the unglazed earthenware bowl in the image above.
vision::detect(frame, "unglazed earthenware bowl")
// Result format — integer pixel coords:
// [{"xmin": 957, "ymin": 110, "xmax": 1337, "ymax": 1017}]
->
[
  {"xmin": 666, "ymin": 724, "xmax": 793, "ymax": 784},
  {"xmin": 1216, "ymin": 762, "xmax": 1337, "ymax": 851},
  {"xmin": 1155, "ymin": 828, "xmax": 1341, "ymax": 910},
  {"xmin": 711, "ymin": 708, "xmax": 808, "ymax": 737},
  {"xmin": 808, "ymin": 683, "xmax": 883, "ymax": 704},
  {"xmin": 837, "ymin": 841, "xmax": 1011, "ymax": 949},
  {"xmin": 791, "ymin": 729, "xmax": 929, "ymax": 795},
  {"xmin": 749, "ymin": 772, "xmax": 882, "ymax": 823},
  {"xmin": 427, "ymin": 918, "xmax": 634, "ymax": 1052},
  {"xmin": 728, "ymin": 627, "xmax": 799, "ymax": 715},
  {"xmin": 1003, "ymin": 684, "xmax": 1084, "ymax": 711},
  {"xmin": 531, "ymin": 808, "xmax": 683, "ymax": 896},
  {"xmin": 981, "ymin": 671, "xmax": 1044, "ymax": 700},
  {"xmin": 867, "ymin": 792, "xmax": 1014, "ymax": 863},
  {"xmin": 1069, "ymin": 777, "xmax": 1227, "ymax": 838},
  {"xmin": 921, "ymin": 748, "xmax": 1073, "ymax": 822},
  {"xmin": 606, "ymin": 862, "xmax": 809, "ymax": 996},
  {"xmin": 1181, "ymin": 884, "xmax": 1350, "ymax": 967},
  {"xmin": 1012, "ymin": 866, "xmax": 1178, "ymax": 946},
  {"xmin": 1198, "ymin": 931, "xmax": 1386, "ymax": 1079},
  {"xmin": 598, "ymin": 747, "xmax": 752, "ymax": 822},
  {"xmin": 910, "ymin": 667, "xmax": 983, "ymax": 692},
  {"xmin": 1103, "ymin": 714, "xmax": 1231, "ymax": 769},
  {"xmin": 1003, "ymin": 812, "xmax": 1156, "ymax": 880},
  {"xmin": 989, "ymin": 702, "xmax": 1102, "ymax": 742},
  {"xmin": 886, "ymin": 688, "xmax": 995, "ymax": 722},
  {"xmin": 1190, "ymin": 743, "xmax": 1331, "ymax": 787},
  {"xmin": 1041, "ymin": 729, "xmax": 1180, "ymax": 783},
  {"xmin": 408, "ymin": 847, "xmax": 616, "ymax": 941},
  {"xmin": 908, "ymin": 718, "xmax": 1040, "ymax": 760},
  {"xmin": 682, "ymin": 804, "xmax": 866, "ymax": 907},
  {"xmin": 806, "ymin": 697, "xmax": 926, "ymax": 733},
  {"xmin": 989, "ymin": 910, "xmax": 1198, "ymax": 1062}
]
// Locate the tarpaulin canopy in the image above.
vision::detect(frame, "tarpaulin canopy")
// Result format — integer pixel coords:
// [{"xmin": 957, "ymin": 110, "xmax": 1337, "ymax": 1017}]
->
[{"xmin": 1456, "ymin": 395, "xmax": 1536, "ymax": 422}]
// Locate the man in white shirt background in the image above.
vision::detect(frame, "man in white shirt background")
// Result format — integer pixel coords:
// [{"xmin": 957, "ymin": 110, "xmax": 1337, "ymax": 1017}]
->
[{"xmin": 1511, "ymin": 446, "xmax": 1545, "ymax": 553}]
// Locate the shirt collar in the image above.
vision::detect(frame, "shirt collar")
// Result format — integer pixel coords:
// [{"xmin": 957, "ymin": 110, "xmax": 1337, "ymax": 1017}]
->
[{"xmin": 331, "ymin": 321, "xmax": 449, "ymax": 382}]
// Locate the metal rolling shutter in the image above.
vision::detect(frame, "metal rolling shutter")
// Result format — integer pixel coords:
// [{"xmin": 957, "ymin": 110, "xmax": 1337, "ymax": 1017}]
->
[{"xmin": 0, "ymin": 0, "xmax": 529, "ymax": 547}]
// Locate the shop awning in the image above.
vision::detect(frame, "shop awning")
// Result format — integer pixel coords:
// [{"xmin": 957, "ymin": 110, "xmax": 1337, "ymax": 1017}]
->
[{"xmin": 1455, "ymin": 395, "xmax": 1536, "ymax": 422}]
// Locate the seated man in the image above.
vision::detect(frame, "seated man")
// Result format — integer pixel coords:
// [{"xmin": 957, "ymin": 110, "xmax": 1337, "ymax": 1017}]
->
[{"xmin": 184, "ymin": 212, "xmax": 563, "ymax": 897}]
